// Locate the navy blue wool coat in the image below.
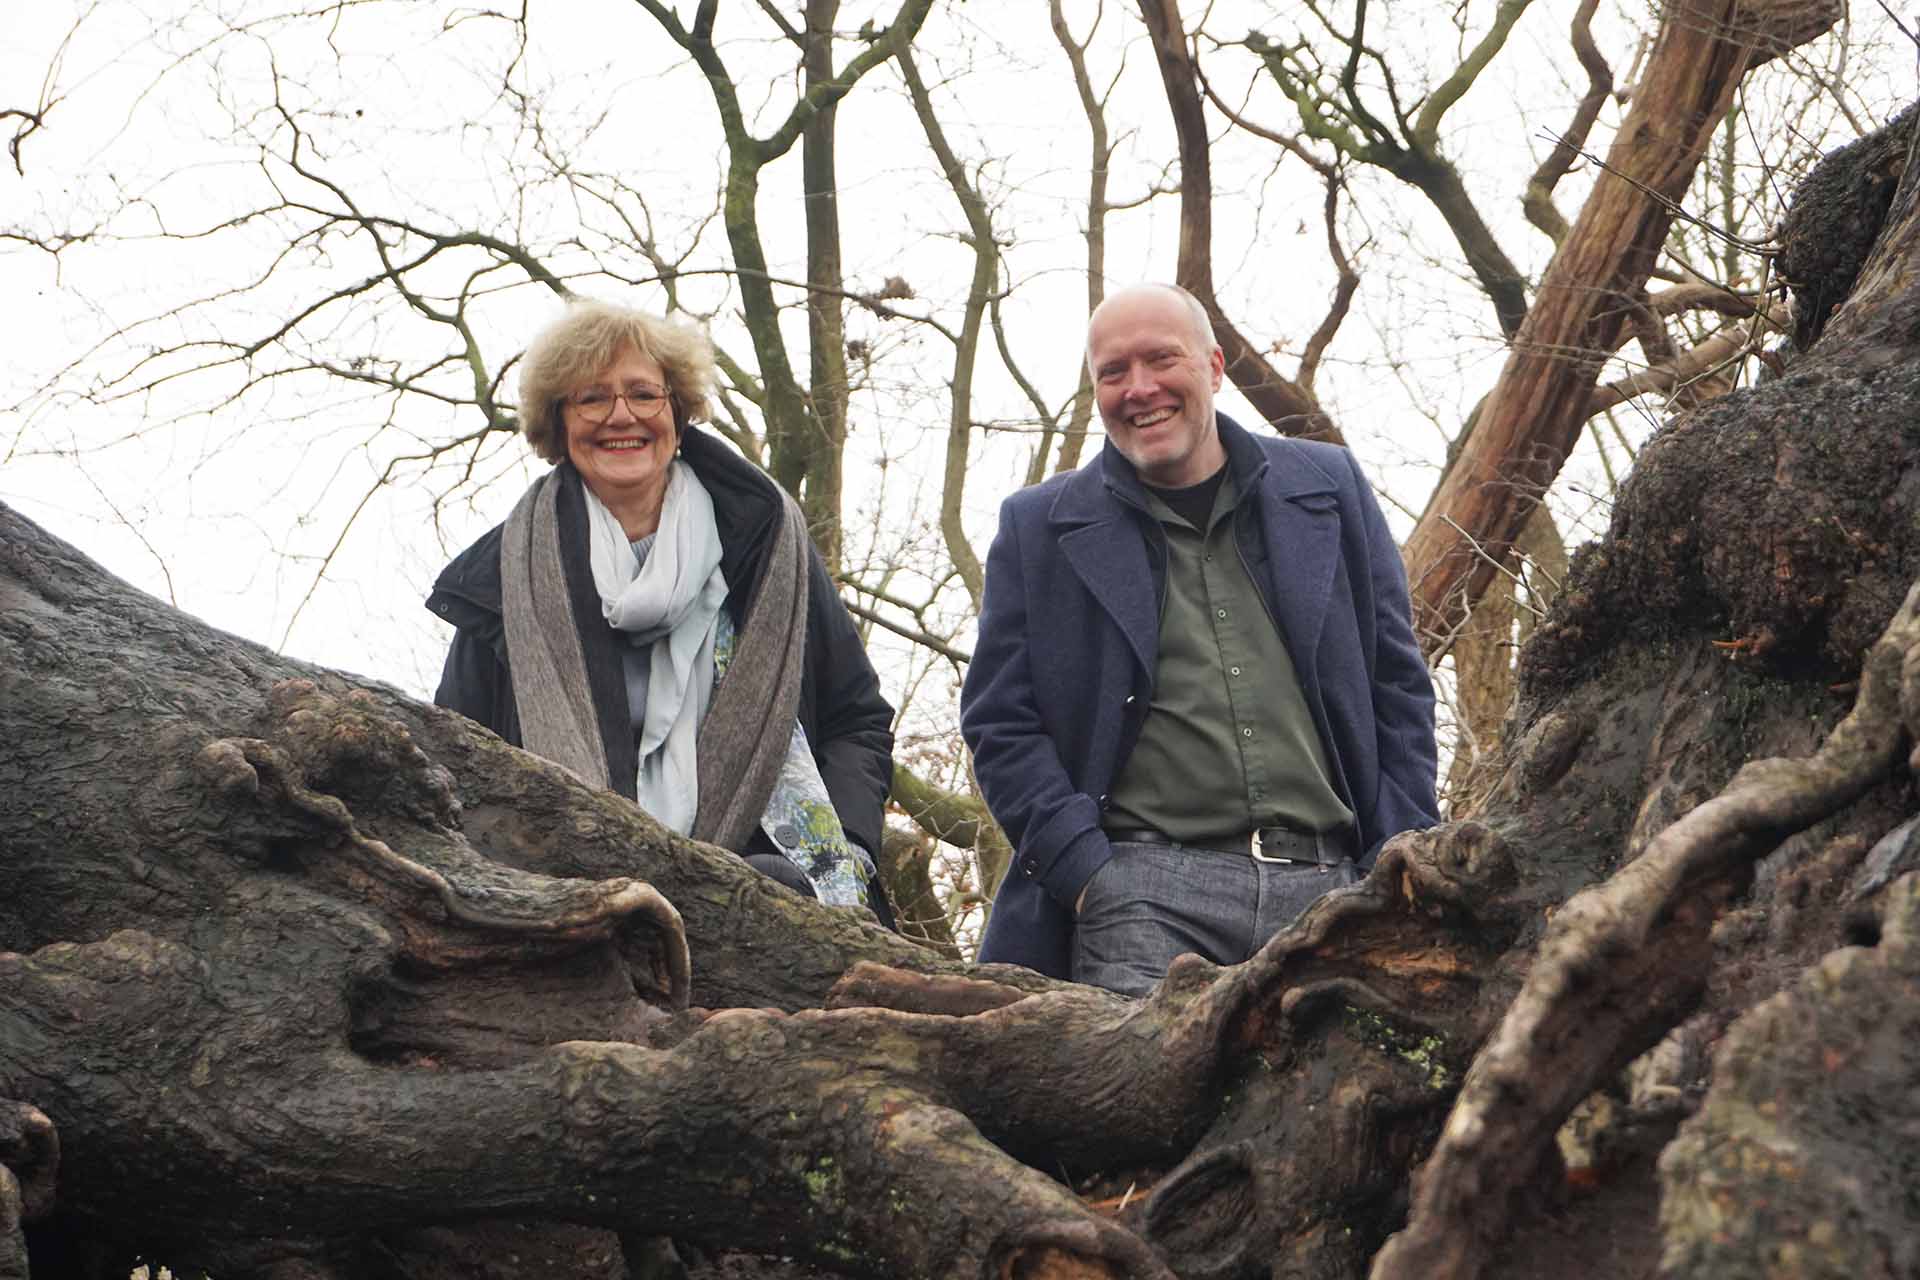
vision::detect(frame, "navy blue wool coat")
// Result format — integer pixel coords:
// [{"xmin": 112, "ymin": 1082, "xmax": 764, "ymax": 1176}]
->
[{"xmin": 960, "ymin": 413, "xmax": 1439, "ymax": 979}]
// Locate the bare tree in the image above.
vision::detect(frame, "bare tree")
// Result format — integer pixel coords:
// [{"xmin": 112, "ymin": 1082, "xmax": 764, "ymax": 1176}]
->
[{"xmin": 633, "ymin": 0, "xmax": 934, "ymax": 563}]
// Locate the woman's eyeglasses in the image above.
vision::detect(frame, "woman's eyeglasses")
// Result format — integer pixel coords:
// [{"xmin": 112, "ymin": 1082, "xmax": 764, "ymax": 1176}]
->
[{"xmin": 567, "ymin": 384, "xmax": 671, "ymax": 425}]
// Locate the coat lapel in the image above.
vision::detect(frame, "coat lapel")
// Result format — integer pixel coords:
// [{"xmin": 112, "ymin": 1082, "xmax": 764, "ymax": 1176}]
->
[
  {"xmin": 1051, "ymin": 461, "xmax": 1158, "ymax": 679},
  {"xmin": 1247, "ymin": 434, "xmax": 1341, "ymax": 690}
]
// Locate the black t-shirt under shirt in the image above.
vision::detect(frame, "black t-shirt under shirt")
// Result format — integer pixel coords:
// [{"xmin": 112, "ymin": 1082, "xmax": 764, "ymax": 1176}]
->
[{"xmin": 1143, "ymin": 463, "xmax": 1228, "ymax": 532}]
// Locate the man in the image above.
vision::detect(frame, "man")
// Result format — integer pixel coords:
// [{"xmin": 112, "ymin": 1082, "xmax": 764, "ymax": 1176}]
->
[{"xmin": 961, "ymin": 283, "xmax": 1438, "ymax": 995}]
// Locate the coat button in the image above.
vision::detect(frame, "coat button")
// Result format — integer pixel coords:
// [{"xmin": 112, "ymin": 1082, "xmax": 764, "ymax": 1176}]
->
[
  {"xmin": 1123, "ymin": 694, "xmax": 1137, "ymax": 707},
  {"xmin": 1097, "ymin": 793, "xmax": 1111, "ymax": 810}
]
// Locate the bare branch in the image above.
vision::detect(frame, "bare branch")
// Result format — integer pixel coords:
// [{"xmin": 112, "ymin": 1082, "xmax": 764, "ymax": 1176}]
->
[
  {"xmin": 1523, "ymin": 0, "xmax": 1614, "ymax": 245},
  {"xmin": 895, "ymin": 41, "xmax": 996, "ymax": 609},
  {"xmin": 1411, "ymin": 0, "xmax": 1538, "ymax": 145},
  {"xmin": 842, "ymin": 598, "xmax": 973, "ymax": 669},
  {"xmin": 1138, "ymin": 0, "xmax": 1341, "ymax": 440},
  {"xmin": 1296, "ymin": 171, "xmax": 1360, "ymax": 394}
]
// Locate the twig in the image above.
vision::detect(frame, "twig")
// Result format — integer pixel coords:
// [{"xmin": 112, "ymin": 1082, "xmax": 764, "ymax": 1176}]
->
[
  {"xmin": 1536, "ymin": 130, "xmax": 1775, "ymax": 254},
  {"xmin": 1867, "ymin": 0, "xmax": 1919, "ymax": 55},
  {"xmin": 842, "ymin": 598, "xmax": 971, "ymax": 667}
]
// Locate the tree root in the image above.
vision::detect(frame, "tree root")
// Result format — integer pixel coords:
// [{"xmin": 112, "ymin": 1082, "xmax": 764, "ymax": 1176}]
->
[
  {"xmin": 36, "ymin": 490, "xmax": 1892, "ymax": 1276},
  {"xmin": 0, "ymin": 778, "xmax": 1541, "ymax": 1278},
  {"xmin": 0, "ymin": 930, "xmax": 1192, "ymax": 1279},
  {"xmin": 1371, "ymin": 578, "xmax": 1920, "ymax": 1280},
  {"xmin": 825, "ymin": 961, "xmax": 1037, "ymax": 1014},
  {"xmin": 0, "ymin": 487, "xmax": 1555, "ymax": 1276},
  {"xmin": 821, "ymin": 818, "xmax": 1533, "ymax": 1275}
]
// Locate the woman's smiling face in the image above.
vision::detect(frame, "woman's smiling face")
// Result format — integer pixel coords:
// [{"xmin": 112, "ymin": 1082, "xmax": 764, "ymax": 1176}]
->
[{"xmin": 564, "ymin": 345, "xmax": 678, "ymax": 529}]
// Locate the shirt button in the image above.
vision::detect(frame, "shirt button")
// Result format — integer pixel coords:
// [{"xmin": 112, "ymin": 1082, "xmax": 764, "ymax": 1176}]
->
[
  {"xmin": 1216, "ymin": 608, "xmax": 1228, "ymax": 619},
  {"xmin": 774, "ymin": 824, "xmax": 801, "ymax": 848},
  {"xmin": 1241, "ymin": 726, "xmax": 1255, "ymax": 739},
  {"xmin": 1230, "ymin": 666, "xmax": 1242, "ymax": 676}
]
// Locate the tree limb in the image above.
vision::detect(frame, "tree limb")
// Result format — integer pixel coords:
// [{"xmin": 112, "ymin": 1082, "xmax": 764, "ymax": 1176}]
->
[{"xmin": 1137, "ymin": 0, "xmax": 1341, "ymax": 441}]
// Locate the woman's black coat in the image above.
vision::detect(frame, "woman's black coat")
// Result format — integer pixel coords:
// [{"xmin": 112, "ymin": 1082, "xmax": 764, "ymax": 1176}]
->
[{"xmin": 426, "ymin": 427, "xmax": 896, "ymax": 915}]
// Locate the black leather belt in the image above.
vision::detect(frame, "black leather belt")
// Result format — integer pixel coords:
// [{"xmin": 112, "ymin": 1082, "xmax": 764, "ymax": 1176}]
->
[{"xmin": 1105, "ymin": 826, "xmax": 1350, "ymax": 867}]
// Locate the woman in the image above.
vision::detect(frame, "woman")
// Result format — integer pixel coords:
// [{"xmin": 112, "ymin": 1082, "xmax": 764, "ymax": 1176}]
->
[{"xmin": 427, "ymin": 299, "xmax": 895, "ymax": 921}]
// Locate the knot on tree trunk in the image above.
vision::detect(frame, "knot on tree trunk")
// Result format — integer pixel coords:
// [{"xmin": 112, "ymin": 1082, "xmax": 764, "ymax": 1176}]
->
[
  {"xmin": 267, "ymin": 679, "xmax": 464, "ymax": 828},
  {"xmin": 1518, "ymin": 358, "xmax": 1920, "ymax": 698},
  {"xmin": 193, "ymin": 681, "xmax": 690, "ymax": 1007}
]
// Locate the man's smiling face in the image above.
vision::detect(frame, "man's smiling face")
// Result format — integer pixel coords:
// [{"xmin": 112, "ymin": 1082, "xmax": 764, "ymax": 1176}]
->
[{"xmin": 1087, "ymin": 286, "xmax": 1227, "ymax": 488}]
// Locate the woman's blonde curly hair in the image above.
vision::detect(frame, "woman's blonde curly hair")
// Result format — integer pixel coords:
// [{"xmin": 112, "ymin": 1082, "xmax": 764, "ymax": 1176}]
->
[{"xmin": 518, "ymin": 298, "xmax": 718, "ymax": 464}]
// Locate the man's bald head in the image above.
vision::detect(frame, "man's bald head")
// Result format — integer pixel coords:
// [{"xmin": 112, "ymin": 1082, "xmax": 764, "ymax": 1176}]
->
[
  {"xmin": 1086, "ymin": 283, "xmax": 1217, "ymax": 371},
  {"xmin": 1082, "ymin": 281, "xmax": 1227, "ymax": 487}
]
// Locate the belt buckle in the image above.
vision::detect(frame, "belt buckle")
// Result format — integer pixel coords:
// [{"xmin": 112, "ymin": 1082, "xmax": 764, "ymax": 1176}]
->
[
  {"xmin": 1250, "ymin": 829, "xmax": 1298, "ymax": 866},
  {"xmin": 1252, "ymin": 828, "xmax": 1327, "ymax": 870}
]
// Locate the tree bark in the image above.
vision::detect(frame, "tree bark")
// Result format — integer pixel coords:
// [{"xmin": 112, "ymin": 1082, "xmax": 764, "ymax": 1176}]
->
[
  {"xmin": 0, "ymin": 498, "xmax": 1534, "ymax": 1278},
  {"xmin": 0, "ymin": 1104, "xmax": 52, "ymax": 1280},
  {"xmin": 801, "ymin": 0, "xmax": 851, "ymax": 568}
]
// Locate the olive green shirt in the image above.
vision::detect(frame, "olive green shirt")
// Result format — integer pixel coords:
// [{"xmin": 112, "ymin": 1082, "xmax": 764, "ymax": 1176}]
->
[{"xmin": 1105, "ymin": 474, "xmax": 1354, "ymax": 840}]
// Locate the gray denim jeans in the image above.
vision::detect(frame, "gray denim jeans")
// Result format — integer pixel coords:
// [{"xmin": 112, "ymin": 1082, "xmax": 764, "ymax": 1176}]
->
[{"xmin": 1071, "ymin": 838, "xmax": 1359, "ymax": 997}]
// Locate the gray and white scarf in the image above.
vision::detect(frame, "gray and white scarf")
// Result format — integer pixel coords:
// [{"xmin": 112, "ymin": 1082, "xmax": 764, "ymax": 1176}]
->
[
  {"xmin": 499, "ymin": 460, "xmax": 810, "ymax": 855},
  {"xmin": 582, "ymin": 463, "xmax": 728, "ymax": 835}
]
